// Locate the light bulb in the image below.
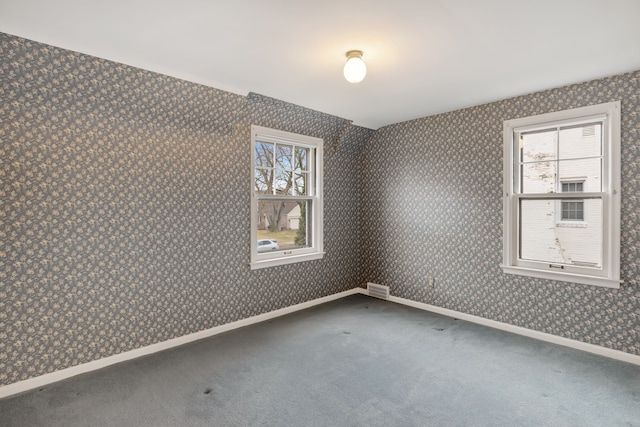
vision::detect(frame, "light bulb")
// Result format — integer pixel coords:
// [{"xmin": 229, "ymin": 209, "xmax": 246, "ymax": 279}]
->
[{"xmin": 343, "ymin": 50, "xmax": 366, "ymax": 83}]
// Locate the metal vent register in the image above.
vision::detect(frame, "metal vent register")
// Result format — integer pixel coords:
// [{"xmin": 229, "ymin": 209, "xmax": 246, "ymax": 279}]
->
[{"xmin": 366, "ymin": 283, "xmax": 390, "ymax": 300}]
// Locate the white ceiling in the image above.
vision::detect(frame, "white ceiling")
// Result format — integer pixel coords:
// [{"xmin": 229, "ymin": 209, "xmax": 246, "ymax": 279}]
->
[{"xmin": 2, "ymin": 0, "xmax": 640, "ymax": 129}]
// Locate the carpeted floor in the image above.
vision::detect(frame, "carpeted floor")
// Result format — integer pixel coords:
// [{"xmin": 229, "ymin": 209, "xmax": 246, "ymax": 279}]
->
[{"xmin": 1, "ymin": 294, "xmax": 639, "ymax": 426}]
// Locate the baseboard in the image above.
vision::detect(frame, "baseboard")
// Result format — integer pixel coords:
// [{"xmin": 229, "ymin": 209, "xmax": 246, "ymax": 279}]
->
[
  {"xmin": 4, "ymin": 286, "xmax": 637, "ymax": 399},
  {"xmin": 358, "ymin": 287, "xmax": 640, "ymax": 366},
  {"xmin": 0, "ymin": 288, "xmax": 362, "ymax": 399}
]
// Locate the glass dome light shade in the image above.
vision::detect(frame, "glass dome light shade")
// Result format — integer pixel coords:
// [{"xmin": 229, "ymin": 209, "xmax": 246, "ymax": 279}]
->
[{"xmin": 343, "ymin": 50, "xmax": 366, "ymax": 83}]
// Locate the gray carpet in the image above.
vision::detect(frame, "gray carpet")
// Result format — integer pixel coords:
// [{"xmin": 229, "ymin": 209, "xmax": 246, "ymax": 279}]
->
[{"xmin": 1, "ymin": 294, "xmax": 639, "ymax": 426}]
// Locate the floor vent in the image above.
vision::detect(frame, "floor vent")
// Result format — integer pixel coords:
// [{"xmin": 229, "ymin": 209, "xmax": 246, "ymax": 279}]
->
[{"xmin": 367, "ymin": 283, "xmax": 390, "ymax": 300}]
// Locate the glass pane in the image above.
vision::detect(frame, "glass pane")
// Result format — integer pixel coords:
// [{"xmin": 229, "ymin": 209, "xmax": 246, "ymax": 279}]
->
[
  {"xmin": 561, "ymin": 201, "xmax": 584, "ymax": 221},
  {"xmin": 276, "ymin": 144, "xmax": 292, "ymax": 170},
  {"xmin": 294, "ymin": 172, "xmax": 307, "ymax": 195},
  {"xmin": 521, "ymin": 158, "xmax": 601, "ymax": 194},
  {"xmin": 295, "ymin": 147, "xmax": 309, "ymax": 172},
  {"xmin": 558, "ymin": 124, "xmax": 601, "ymax": 159},
  {"xmin": 521, "ymin": 161, "xmax": 557, "ymax": 193},
  {"xmin": 256, "ymin": 200, "xmax": 310, "ymax": 251},
  {"xmin": 275, "ymin": 168, "xmax": 293, "ymax": 195},
  {"xmin": 558, "ymin": 158, "xmax": 601, "ymax": 192},
  {"xmin": 562, "ymin": 182, "xmax": 583, "ymax": 192},
  {"xmin": 254, "ymin": 167, "xmax": 273, "ymax": 194},
  {"xmin": 520, "ymin": 198, "xmax": 602, "ymax": 267},
  {"xmin": 255, "ymin": 142, "xmax": 274, "ymax": 168},
  {"xmin": 521, "ymin": 129, "xmax": 557, "ymax": 162}
]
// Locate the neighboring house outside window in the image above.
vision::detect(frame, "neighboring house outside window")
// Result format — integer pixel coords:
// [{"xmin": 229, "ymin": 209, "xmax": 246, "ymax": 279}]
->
[
  {"xmin": 502, "ymin": 101, "xmax": 621, "ymax": 288},
  {"xmin": 250, "ymin": 125, "xmax": 324, "ymax": 269}
]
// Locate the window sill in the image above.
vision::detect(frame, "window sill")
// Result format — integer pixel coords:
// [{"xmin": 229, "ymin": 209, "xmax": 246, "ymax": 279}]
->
[
  {"xmin": 501, "ymin": 265, "xmax": 621, "ymax": 289},
  {"xmin": 250, "ymin": 252, "xmax": 325, "ymax": 270},
  {"xmin": 555, "ymin": 221, "xmax": 588, "ymax": 228}
]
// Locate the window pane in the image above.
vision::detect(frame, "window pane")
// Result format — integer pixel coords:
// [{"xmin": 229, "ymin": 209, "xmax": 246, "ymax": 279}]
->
[
  {"xmin": 561, "ymin": 182, "xmax": 584, "ymax": 192},
  {"xmin": 520, "ymin": 198, "xmax": 602, "ymax": 267},
  {"xmin": 274, "ymin": 168, "xmax": 294, "ymax": 195},
  {"xmin": 276, "ymin": 144, "xmax": 292, "ymax": 170},
  {"xmin": 255, "ymin": 142, "xmax": 274, "ymax": 168},
  {"xmin": 257, "ymin": 199, "xmax": 310, "ymax": 249},
  {"xmin": 558, "ymin": 124, "xmax": 601, "ymax": 159},
  {"xmin": 294, "ymin": 172, "xmax": 307, "ymax": 196},
  {"xmin": 295, "ymin": 147, "xmax": 309, "ymax": 171},
  {"xmin": 521, "ymin": 158, "xmax": 601, "ymax": 194},
  {"xmin": 521, "ymin": 129, "xmax": 557, "ymax": 162},
  {"xmin": 558, "ymin": 158, "xmax": 601, "ymax": 192},
  {"xmin": 561, "ymin": 201, "xmax": 584, "ymax": 221},
  {"xmin": 521, "ymin": 161, "xmax": 557, "ymax": 193},
  {"xmin": 254, "ymin": 167, "xmax": 273, "ymax": 194}
]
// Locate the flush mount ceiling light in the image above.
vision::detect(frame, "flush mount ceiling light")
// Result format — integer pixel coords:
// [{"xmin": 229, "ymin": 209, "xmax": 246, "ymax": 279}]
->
[{"xmin": 343, "ymin": 50, "xmax": 366, "ymax": 83}]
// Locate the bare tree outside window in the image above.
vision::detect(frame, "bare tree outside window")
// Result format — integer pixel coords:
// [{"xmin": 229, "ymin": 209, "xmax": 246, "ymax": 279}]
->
[{"xmin": 254, "ymin": 141, "xmax": 310, "ymax": 248}]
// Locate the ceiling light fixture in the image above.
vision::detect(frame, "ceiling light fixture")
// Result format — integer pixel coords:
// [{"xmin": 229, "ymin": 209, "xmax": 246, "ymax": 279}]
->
[{"xmin": 343, "ymin": 50, "xmax": 366, "ymax": 83}]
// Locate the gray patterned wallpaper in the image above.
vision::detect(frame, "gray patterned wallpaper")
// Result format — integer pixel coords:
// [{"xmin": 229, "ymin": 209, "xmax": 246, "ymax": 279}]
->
[
  {"xmin": 1, "ymin": 33, "xmax": 373, "ymax": 386},
  {"xmin": 1, "ymin": 31, "xmax": 638, "ymax": 389},
  {"xmin": 360, "ymin": 71, "xmax": 639, "ymax": 355}
]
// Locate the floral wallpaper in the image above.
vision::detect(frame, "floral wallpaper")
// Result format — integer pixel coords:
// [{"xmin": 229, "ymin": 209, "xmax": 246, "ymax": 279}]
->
[
  {"xmin": 1, "ymin": 31, "xmax": 638, "ymax": 390},
  {"xmin": 0, "ymin": 33, "xmax": 373, "ymax": 386},
  {"xmin": 360, "ymin": 70, "xmax": 639, "ymax": 355}
]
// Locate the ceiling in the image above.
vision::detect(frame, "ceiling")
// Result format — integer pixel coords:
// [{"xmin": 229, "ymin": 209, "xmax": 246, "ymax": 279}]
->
[{"xmin": 2, "ymin": 0, "xmax": 640, "ymax": 129}]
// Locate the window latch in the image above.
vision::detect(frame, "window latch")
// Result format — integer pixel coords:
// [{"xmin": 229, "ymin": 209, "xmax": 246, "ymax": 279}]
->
[{"xmin": 549, "ymin": 264, "xmax": 564, "ymax": 269}]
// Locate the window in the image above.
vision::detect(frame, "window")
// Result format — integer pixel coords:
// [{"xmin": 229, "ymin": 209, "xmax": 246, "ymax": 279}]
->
[
  {"xmin": 250, "ymin": 125, "xmax": 324, "ymax": 269},
  {"xmin": 502, "ymin": 101, "xmax": 621, "ymax": 288},
  {"xmin": 560, "ymin": 181, "xmax": 584, "ymax": 222}
]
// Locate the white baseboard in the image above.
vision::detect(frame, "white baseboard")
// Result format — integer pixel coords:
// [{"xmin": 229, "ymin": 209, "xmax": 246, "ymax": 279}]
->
[
  {"xmin": 3, "ymin": 286, "xmax": 637, "ymax": 399},
  {"xmin": 363, "ymin": 287, "xmax": 640, "ymax": 366},
  {"xmin": 0, "ymin": 288, "xmax": 361, "ymax": 399}
]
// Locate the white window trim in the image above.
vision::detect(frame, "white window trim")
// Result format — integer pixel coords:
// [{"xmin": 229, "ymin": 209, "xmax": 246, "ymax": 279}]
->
[
  {"xmin": 250, "ymin": 125, "xmax": 324, "ymax": 270},
  {"xmin": 502, "ymin": 101, "xmax": 621, "ymax": 288}
]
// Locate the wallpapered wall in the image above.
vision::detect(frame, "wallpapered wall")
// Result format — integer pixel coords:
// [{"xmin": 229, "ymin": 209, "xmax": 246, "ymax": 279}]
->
[
  {"xmin": 1, "ymin": 33, "xmax": 373, "ymax": 386},
  {"xmin": 2, "ymin": 31, "xmax": 638, "ymax": 389},
  {"xmin": 360, "ymin": 71, "xmax": 639, "ymax": 355}
]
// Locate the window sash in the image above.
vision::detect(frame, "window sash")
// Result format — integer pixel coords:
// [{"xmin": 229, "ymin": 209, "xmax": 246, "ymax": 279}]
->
[
  {"xmin": 514, "ymin": 123, "xmax": 603, "ymax": 195},
  {"xmin": 254, "ymin": 198, "xmax": 315, "ymax": 259},
  {"xmin": 254, "ymin": 142, "xmax": 316, "ymax": 197},
  {"xmin": 508, "ymin": 194, "xmax": 610, "ymax": 280},
  {"xmin": 515, "ymin": 194, "xmax": 602, "ymax": 269}
]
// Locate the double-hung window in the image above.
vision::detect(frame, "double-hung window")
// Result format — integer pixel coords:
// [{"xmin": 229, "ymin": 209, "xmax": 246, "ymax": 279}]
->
[
  {"xmin": 250, "ymin": 125, "xmax": 324, "ymax": 269},
  {"xmin": 502, "ymin": 101, "xmax": 621, "ymax": 288}
]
